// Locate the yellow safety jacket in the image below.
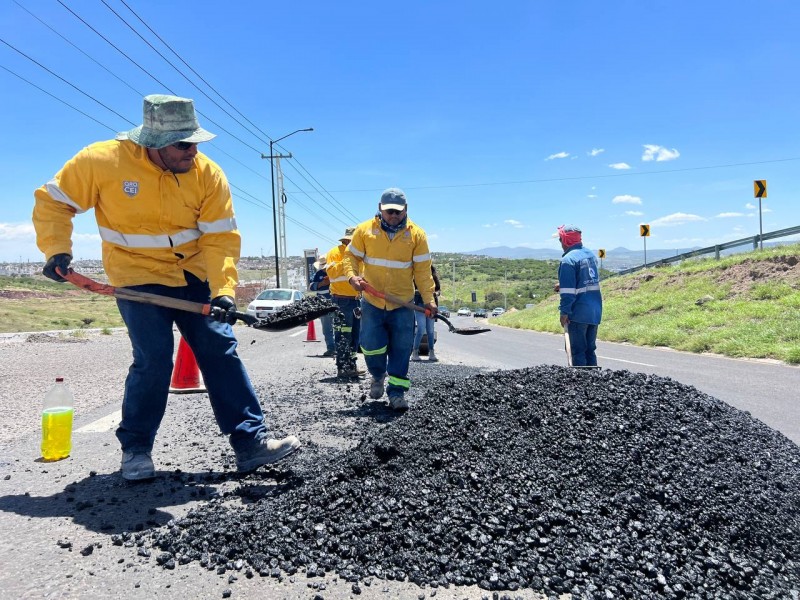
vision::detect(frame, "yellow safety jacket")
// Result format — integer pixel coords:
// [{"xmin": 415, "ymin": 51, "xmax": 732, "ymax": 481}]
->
[
  {"xmin": 32, "ymin": 139, "xmax": 240, "ymax": 298},
  {"xmin": 344, "ymin": 216, "xmax": 435, "ymax": 310},
  {"xmin": 325, "ymin": 243, "xmax": 359, "ymax": 298}
]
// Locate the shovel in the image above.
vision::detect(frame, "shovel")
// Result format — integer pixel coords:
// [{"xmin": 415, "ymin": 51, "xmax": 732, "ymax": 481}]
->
[
  {"xmin": 60, "ymin": 269, "xmax": 260, "ymax": 325},
  {"xmin": 360, "ymin": 282, "xmax": 490, "ymax": 335}
]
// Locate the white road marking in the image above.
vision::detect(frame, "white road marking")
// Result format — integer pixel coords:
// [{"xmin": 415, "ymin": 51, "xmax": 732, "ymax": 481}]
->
[
  {"xmin": 76, "ymin": 409, "xmax": 121, "ymax": 433},
  {"xmin": 598, "ymin": 356, "xmax": 656, "ymax": 367},
  {"xmin": 290, "ymin": 329, "xmax": 306, "ymax": 338}
]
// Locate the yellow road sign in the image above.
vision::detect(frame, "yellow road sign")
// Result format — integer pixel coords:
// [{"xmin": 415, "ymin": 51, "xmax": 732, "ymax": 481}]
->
[
  {"xmin": 640, "ymin": 224, "xmax": 650, "ymax": 237},
  {"xmin": 598, "ymin": 249, "xmax": 606, "ymax": 259},
  {"xmin": 754, "ymin": 180, "xmax": 767, "ymax": 198}
]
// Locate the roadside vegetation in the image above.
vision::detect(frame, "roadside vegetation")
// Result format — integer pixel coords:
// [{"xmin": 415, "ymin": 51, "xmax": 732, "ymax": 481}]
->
[
  {"xmin": 2, "ymin": 245, "xmax": 799, "ymax": 364},
  {"xmin": 497, "ymin": 244, "xmax": 800, "ymax": 364}
]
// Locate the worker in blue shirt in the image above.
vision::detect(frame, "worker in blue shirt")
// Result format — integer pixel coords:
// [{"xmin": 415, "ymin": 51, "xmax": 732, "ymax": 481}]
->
[{"xmin": 557, "ymin": 225, "xmax": 603, "ymax": 367}]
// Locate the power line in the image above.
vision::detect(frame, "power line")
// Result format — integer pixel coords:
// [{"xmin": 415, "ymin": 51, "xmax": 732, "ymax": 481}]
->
[
  {"xmin": 0, "ymin": 36, "xmax": 136, "ymax": 125},
  {"xmin": 0, "ymin": 63, "xmax": 118, "ymax": 132},
  {"xmin": 285, "ymin": 156, "xmax": 360, "ymax": 222},
  {"xmin": 54, "ymin": 0, "xmax": 264, "ymax": 154},
  {"xmin": 116, "ymin": 0, "xmax": 275, "ymax": 144},
  {"xmin": 13, "ymin": 0, "xmax": 144, "ymax": 97},
  {"xmin": 317, "ymin": 157, "xmax": 800, "ymax": 195},
  {"xmin": 99, "ymin": 0, "xmax": 271, "ymax": 150}
]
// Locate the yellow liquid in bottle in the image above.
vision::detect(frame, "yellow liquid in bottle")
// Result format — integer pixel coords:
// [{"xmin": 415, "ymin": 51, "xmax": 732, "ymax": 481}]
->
[{"xmin": 41, "ymin": 407, "xmax": 74, "ymax": 461}]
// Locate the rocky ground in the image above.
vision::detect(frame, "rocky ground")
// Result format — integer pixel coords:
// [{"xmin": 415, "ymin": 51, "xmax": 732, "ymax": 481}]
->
[{"xmin": 1, "ymin": 329, "xmax": 798, "ymax": 599}]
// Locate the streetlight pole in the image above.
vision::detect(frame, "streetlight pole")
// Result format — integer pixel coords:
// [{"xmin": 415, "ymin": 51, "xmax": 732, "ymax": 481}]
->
[{"xmin": 262, "ymin": 128, "xmax": 313, "ymax": 287}]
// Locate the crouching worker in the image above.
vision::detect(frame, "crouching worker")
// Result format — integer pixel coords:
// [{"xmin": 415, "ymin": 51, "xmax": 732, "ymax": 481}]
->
[{"xmin": 32, "ymin": 94, "xmax": 300, "ymax": 480}]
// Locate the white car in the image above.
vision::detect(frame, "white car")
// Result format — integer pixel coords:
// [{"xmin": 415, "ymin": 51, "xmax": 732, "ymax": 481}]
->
[
  {"xmin": 246, "ymin": 288, "xmax": 304, "ymax": 319},
  {"xmin": 457, "ymin": 307, "xmax": 472, "ymax": 317},
  {"xmin": 491, "ymin": 307, "xmax": 505, "ymax": 316}
]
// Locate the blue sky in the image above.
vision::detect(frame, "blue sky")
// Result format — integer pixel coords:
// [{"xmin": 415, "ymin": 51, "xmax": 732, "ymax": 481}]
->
[{"xmin": 1, "ymin": 0, "xmax": 799, "ymax": 263}]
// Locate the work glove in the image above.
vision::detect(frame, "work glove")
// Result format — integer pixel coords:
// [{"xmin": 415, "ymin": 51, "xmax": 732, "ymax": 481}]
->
[
  {"xmin": 42, "ymin": 253, "xmax": 72, "ymax": 282},
  {"xmin": 210, "ymin": 295, "xmax": 238, "ymax": 325}
]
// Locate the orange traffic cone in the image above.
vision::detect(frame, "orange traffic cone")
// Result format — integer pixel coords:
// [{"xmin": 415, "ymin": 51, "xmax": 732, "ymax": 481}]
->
[
  {"xmin": 304, "ymin": 319, "xmax": 320, "ymax": 342},
  {"xmin": 169, "ymin": 337, "xmax": 207, "ymax": 393}
]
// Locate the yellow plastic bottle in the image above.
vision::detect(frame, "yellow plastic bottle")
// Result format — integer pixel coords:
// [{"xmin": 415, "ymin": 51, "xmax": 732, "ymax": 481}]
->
[{"xmin": 41, "ymin": 377, "xmax": 74, "ymax": 461}]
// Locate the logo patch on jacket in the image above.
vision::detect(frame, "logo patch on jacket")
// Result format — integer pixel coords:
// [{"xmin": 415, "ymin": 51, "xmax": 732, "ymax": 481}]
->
[{"xmin": 122, "ymin": 181, "xmax": 139, "ymax": 197}]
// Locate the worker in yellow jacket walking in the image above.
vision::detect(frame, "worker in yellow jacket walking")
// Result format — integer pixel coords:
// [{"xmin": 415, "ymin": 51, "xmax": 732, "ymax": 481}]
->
[
  {"xmin": 32, "ymin": 94, "xmax": 299, "ymax": 480},
  {"xmin": 344, "ymin": 188, "xmax": 437, "ymax": 410},
  {"xmin": 324, "ymin": 227, "xmax": 362, "ymax": 378}
]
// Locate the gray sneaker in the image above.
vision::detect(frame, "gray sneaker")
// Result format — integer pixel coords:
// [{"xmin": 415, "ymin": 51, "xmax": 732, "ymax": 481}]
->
[
  {"xmin": 369, "ymin": 375, "xmax": 385, "ymax": 399},
  {"xmin": 388, "ymin": 394, "xmax": 409, "ymax": 410},
  {"xmin": 236, "ymin": 436, "xmax": 301, "ymax": 472},
  {"xmin": 121, "ymin": 451, "xmax": 155, "ymax": 481}
]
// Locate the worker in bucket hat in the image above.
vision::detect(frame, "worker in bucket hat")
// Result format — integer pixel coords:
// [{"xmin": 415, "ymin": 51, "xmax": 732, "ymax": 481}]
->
[{"xmin": 32, "ymin": 94, "xmax": 300, "ymax": 480}]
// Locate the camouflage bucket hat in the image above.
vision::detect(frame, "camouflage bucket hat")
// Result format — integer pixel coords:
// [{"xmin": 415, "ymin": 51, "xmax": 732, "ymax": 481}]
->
[{"xmin": 116, "ymin": 94, "xmax": 216, "ymax": 149}]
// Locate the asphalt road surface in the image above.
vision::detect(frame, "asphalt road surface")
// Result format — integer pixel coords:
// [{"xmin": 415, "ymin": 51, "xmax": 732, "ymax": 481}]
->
[{"xmin": 0, "ymin": 318, "xmax": 797, "ymax": 599}]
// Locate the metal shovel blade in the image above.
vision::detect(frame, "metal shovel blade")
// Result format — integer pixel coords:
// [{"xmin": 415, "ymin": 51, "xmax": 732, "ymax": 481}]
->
[{"xmin": 436, "ymin": 314, "xmax": 491, "ymax": 335}]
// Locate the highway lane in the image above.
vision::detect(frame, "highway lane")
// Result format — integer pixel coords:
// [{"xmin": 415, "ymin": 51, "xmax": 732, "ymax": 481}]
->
[{"xmin": 434, "ymin": 316, "xmax": 800, "ymax": 445}]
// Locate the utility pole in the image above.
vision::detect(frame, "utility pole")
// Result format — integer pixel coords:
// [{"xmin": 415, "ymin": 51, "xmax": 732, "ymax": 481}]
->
[
  {"xmin": 275, "ymin": 156, "xmax": 289, "ymax": 286},
  {"xmin": 261, "ymin": 128, "xmax": 313, "ymax": 288},
  {"xmin": 452, "ymin": 261, "xmax": 456, "ymax": 307}
]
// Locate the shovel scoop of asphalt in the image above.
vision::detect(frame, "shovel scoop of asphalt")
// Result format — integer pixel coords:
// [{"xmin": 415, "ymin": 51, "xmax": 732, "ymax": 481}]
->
[{"xmin": 254, "ymin": 295, "xmax": 338, "ymax": 330}]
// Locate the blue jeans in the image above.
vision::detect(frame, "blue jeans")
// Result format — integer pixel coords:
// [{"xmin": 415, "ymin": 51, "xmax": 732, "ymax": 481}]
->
[
  {"xmin": 413, "ymin": 311, "xmax": 435, "ymax": 352},
  {"xmin": 115, "ymin": 272, "xmax": 267, "ymax": 454},
  {"xmin": 332, "ymin": 295, "xmax": 360, "ymax": 369},
  {"xmin": 567, "ymin": 322, "xmax": 599, "ymax": 367},
  {"xmin": 319, "ymin": 312, "xmax": 335, "ymax": 351},
  {"xmin": 359, "ymin": 300, "xmax": 415, "ymax": 397}
]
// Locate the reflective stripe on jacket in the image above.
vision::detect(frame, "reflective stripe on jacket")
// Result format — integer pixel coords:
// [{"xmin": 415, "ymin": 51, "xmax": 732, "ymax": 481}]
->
[
  {"xmin": 343, "ymin": 216, "xmax": 435, "ymax": 310},
  {"xmin": 32, "ymin": 139, "xmax": 241, "ymax": 298},
  {"xmin": 558, "ymin": 243, "xmax": 603, "ymax": 325},
  {"xmin": 325, "ymin": 243, "xmax": 359, "ymax": 298}
]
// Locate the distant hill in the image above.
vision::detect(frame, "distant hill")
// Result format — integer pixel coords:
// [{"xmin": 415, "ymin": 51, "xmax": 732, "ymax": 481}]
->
[
  {"xmin": 463, "ymin": 245, "xmax": 700, "ymax": 270},
  {"xmin": 463, "ymin": 246, "xmax": 562, "ymax": 260}
]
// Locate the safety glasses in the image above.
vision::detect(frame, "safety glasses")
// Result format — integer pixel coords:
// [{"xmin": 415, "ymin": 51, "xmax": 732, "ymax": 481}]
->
[{"xmin": 171, "ymin": 141, "xmax": 196, "ymax": 151}]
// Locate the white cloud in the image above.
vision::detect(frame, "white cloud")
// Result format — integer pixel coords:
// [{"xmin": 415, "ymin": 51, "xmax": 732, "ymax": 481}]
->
[
  {"xmin": 588, "ymin": 148, "xmax": 605, "ymax": 157},
  {"xmin": 609, "ymin": 162, "xmax": 631, "ymax": 170},
  {"xmin": 625, "ymin": 210, "xmax": 644, "ymax": 216},
  {"xmin": 650, "ymin": 212, "xmax": 706, "ymax": 227},
  {"xmin": 587, "ymin": 194, "xmax": 597, "ymax": 199},
  {"xmin": 0, "ymin": 223, "xmax": 39, "ymax": 262},
  {"xmin": 612, "ymin": 194, "xmax": 642, "ymax": 205},
  {"xmin": 642, "ymin": 144, "xmax": 680, "ymax": 162},
  {"xmin": 504, "ymin": 219, "xmax": 524, "ymax": 228},
  {"xmin": 763, "ymin": 207, "xmax": 772, "ymax": 213},
  {"xmin": 546, "ymin": 152, "xmax": 569, "ymax": 160},
  {"xmin": 482, "ymin": 223, "xmax": 497, "ymax": 228},
  {"xmin": 427, "ymin": 233, "xmax": 439, "ymax": 240},
  {"xmin": 0, "ymin": 222, "xmax": 36, "ymax": 240},
  {"xmin": 716, "ymin": 212, "xmax": 743, "ymax": 218},
  {"xmin": 745, "ymin": 202, "xmax": 757, "ymax": 209}
]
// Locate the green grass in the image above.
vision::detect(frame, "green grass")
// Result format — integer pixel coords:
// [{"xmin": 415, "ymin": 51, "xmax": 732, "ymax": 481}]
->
[
  {"xmin": 4, "ymin": 244, "xmax": 800, "ymax": 364},
  {"xmin": 496, "ymin": 244, "xmax": 800, "ymax": 364}
]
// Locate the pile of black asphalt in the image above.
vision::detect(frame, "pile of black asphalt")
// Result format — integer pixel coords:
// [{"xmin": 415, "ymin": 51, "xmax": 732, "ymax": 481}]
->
[{"xmin": 139, "ymin": 366, "xmax": 800, "ymax": 599}]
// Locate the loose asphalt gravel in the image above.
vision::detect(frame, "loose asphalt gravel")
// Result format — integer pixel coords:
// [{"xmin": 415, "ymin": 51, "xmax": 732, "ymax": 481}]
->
[{"xmin": 141, "ymin": 366, "xmax": 800, "ymax": 599}]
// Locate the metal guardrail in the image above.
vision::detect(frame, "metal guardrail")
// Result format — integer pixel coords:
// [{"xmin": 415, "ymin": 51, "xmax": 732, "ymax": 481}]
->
[{"xmin": 615, "ymin": 225, "xmax": 800, "ymax": 276}]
